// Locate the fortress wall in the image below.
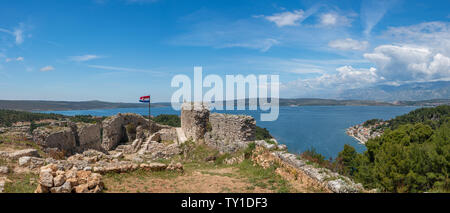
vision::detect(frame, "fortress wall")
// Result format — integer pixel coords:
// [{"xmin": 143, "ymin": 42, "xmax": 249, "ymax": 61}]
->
[
  {"xmin": 180, "ymin": 102, "xmax": 210, "ymax": 141},
  {"xmin": 208, "ymin": 113, "xmax": 256, "ymax": 143}
]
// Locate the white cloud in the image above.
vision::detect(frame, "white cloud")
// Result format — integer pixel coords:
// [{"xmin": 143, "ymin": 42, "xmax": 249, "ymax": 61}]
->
[
  {"xmin": 88, "ymin": 64, "xmax": 162, "ymax": 74},
  {"xmin": 5, "ymin": 57, "xmax": 24, "ymax": 62},
  {"xmin": 383, "ymin": 21, "xmax": 450, "ymax": 55},
  {"xmin": 69, "ymin": 54, "xmax": 103, "ymax": 62},
  {"xmin": 282, "ymin": 65, "xmax": 380, "ymax": 97},
  {"xmin": 221, "ymin": 38, "xmax": 279, "ymax": 52},
  {"xmin": 264, "ymin": 10, "xmax": 306, "ymax": 27},
  {"xmin": 361, "ymin": 0, "xmax": 398, "ymax": 35},
  {"xmin": 40, "ymin": 66, "xmax": 54, "ymax": 72},
  {"xmin": 364, "ymin": 45, "xmax": 450, "ymax": 82},
  {"xmin": 13, "ymin": 28, "xmax": 24, "ymax": 45},
  {"xmin": 328, "ymin": 38, "xmax": 369, "ymax": 50},
  {"xmin": 319, "ymin": 12, "xmax": 352, "ymax": 27},
  {"xmin": 0, "ymin": 23, "xmax": 26, "ymax": 45},
  {"xmin": 321, "ymin": 13, "xmax": 337, "ymax": 25}
]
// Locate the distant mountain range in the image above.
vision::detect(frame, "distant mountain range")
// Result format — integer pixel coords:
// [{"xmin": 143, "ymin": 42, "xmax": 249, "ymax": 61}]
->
[
  {"xmin": 1, "ymin": 98, "xmax": 448, "ymax": 112},
  {"xmin": 338, "ymin": 81, "xmax": 450, "ymax": 101}
]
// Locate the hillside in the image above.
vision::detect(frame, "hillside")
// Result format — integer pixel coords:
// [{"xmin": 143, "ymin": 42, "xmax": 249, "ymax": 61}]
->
[
  {"xmin": 1, "ymin": 98, "xmax": 448, "ymax": 112},
  {"xmin": 0, "ymin": 100, "xmax": 171, "ymax": 111},
  {"xmin": 338, "ymin": 81, "xmax": 450, "ymax": 102},
  {"xmin": 278, "ymin": 98, "xmax": 394, "ymax": 106},
  {"xmin": 335, "ymin": 105, "xmax": 450, "ymax": 193}
]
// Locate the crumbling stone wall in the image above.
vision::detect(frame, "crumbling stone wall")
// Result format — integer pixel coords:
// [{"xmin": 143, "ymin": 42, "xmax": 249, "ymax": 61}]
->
[
  {"xmin": 101, "ymin": 113, "xmax": 169, "ymax": 151},
  {"xmin": 204, "ymin": 113, "xmax": 256, "ymax": 153},
  {"xmin": 75, "ymin": 123, "xmax": 102, "ymax": 152},
  {"xmin": 180, "ymin": 102, "xmax": 256, "ymax": 152},
  {"xmin": 33, "ymin": 126, "xmax": 77, "ymax": 155},
  {"xmin": 181, "ymin": 102, "xmax": 209, "ymax": 141},
  {"xmin": 209, "ymin": 113, "xmax": 255, "ymax": 142}
]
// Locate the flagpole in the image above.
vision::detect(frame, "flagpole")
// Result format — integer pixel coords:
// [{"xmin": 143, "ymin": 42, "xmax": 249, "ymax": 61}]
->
[{"xmin": 148, "ymin": 95, "xmax": 152, "ymax": 137}]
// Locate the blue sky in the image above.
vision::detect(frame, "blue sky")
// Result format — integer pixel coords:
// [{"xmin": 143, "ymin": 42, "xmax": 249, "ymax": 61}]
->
[{"xmin": 0, "ymin": 0, "xmax": 449, "ymax": 102}]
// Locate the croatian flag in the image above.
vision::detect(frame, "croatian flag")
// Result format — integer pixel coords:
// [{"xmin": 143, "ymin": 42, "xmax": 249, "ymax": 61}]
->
[{"xmin": 139, "ymin": 95, "xmax": 150, "ymax": 103}]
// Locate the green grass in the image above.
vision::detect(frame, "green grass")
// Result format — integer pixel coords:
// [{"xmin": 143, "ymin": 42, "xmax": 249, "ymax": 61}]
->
[
  {"xmin": 236, "ymin": 159, "xmax": 292, "ymax": 193},
  {"xmin": 264, "ymin": 139, "xmax": 276, "ymax": 145},
  {"xmin": 103, "ymin": 168, "xmax": 182, "ymax": 189},
  {"xmin": 0, "ymin": 135, "xmax": 45, "ymax": 157},
  {"xmin": 3, "ymin": 173, "xmax": 39, "ymax": 193}
]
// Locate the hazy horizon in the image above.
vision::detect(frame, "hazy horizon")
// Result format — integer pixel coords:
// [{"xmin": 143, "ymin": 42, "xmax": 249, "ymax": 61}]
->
[{"xmin": 1, "ymin": 0, "xmax": 449, "ymax": 102}]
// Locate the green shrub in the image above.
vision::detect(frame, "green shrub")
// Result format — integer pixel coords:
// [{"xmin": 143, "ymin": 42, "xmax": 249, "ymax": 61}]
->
[
  {"xmin": 151, "ymin": 114, "xmax": 181, "ymax": 127},
  {"xmin": 255, "ymin": 126, "xmax": 272, "ymax": 140},
  {"xmin": 336, "ymin": 106, "xmax": 450, "ymax": 193},
  {"xmin": 0, "ymin": 109, "xmax": 64, "ymax": 127}
]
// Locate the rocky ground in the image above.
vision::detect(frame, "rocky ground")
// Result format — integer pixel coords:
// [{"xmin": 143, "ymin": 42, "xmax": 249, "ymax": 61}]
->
[
  {"xmin": 0, "ymin": 135, "xmax": 362, "ymax": 193},
  {"xmin": 0, "ymin": 110, "xmax": 365, "ymax": 193}
]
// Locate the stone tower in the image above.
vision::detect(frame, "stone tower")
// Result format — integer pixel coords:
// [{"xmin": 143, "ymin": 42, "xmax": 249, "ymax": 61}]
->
[{"xmin": 181, "ymin": 102, "xmax": 210, "ymax": 141}]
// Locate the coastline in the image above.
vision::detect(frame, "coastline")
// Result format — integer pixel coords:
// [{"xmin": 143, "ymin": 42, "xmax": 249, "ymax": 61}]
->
[{"xmin": 347, "ymin": 133, "xmax": 367, "ymax": 145}]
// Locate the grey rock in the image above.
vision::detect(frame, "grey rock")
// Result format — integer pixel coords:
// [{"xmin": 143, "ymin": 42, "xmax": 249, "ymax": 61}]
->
[
  {"xmin": 18, "ymin": 156, "xmax": 45, "ymax": 168},
  {"xmin": 53, "ymin": 175, "xmax": 65, "ymax": 187},
  {"xmin": 39, "ymin": 169, "xmax": 54, "ymax": 188},
  {"xmin": 158, "ymin": 128, "xmax": 178, "ymax": 144},
  {"xmin": 0, "ymin": 179, "xmax": 5, "ymax": 193},
  {"xmin": 132, "ymin": 156, "xmax": 144, "ymax": 163},
  {"xmin": 0, "ymin": 166, "xmax": 8, "ymax": 174},
  {"xmin": 271, "ymin": 151, "xmax": 364, "ymax": 193},
  {"xmin": 50, "ymin": 181, "xmax": 71, "ymax": 193},
  {"xmin": 255, "ymin": 140, "xmax": 277, "ymax": 150},
  {"xmin": 8, "ymin": 149, "xmax": 39, "ymax": 159}
]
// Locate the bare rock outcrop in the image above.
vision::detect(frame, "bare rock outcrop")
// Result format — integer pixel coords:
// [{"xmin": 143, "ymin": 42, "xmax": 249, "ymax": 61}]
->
[
  {"xmin": 7, "ymin": 148, "xmax": 39, "ymax": 159},
  {"xmin": 137, "ymin": 139, "xmax": 182, "ymax": 159},
  {"xmin": 18, "ymin": 156, "xmax": 45, "ymax": 169}
]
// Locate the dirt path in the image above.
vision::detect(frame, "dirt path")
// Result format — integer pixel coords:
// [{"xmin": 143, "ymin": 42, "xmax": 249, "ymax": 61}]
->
[{"xmin": 103, "ymin": 167, "xmax": 273, "ymax": 193}]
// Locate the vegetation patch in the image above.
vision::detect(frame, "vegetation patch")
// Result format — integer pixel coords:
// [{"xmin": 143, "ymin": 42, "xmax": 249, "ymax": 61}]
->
[
  {"xmin": 0, "ymin": 135, "xmax": 45, "ymax": 156},
  {"xmin": 151, "ymin": 114, "xmax": 181, "ymax": 127},
  {"xmin": 3, "ymin": 172, "xmax": 39, "ymax": 193},
  {"xmin": 255, "ymin": 126, "xmax": 272, "ymax": 140},
  {"xmin": 236, "ymin": 159, "xmax": 291, "ymax": 193},
  {"xmin": 0, "ymin": 109, "xmax": 64, "ymax": 127},
  {"xmin": 335, "ymin": 105, "xmax": 450, "ymax": 193}
]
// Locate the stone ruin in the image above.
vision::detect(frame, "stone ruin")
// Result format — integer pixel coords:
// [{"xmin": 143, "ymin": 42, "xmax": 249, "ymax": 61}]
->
[
  {"xmin": 31, "ymin": 113, "xmax": 173, "ymax": 156},
  {"xmin": 0, "ymin": 102, "xmax": 365, "ymax": 193},
  {"xmin": 180, "ymin": 102, "xmax": 257, "ymax": 153},
  {"xmin": 180, "ymin": 102, "xmax": 210, "ymax": 141},
  {"xmin": 20, "ymin": 103, "xmax": 259, "ymax": 157}
]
